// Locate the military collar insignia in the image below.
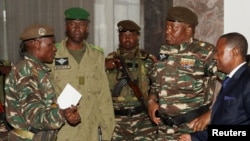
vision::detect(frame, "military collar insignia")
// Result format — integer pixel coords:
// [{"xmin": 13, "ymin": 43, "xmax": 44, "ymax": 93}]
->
[{"xmin": 159, "ymin": 53, "xmax": 169, "ymax": 61}]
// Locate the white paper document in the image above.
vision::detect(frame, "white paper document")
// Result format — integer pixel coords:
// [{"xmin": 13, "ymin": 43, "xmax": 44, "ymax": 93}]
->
[{"xmin": 57, "ymin": 83, "xmax": 82, "ymax": 109}]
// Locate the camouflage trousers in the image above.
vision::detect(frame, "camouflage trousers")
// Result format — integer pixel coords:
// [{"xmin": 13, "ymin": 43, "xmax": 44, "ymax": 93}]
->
[
  {"xmin": 155, "ymin": 123, "xmax": 193, "ymax": 141},
  {"xmin": 112, "ymin": 112, "xmax": 157, "ymax": 141},
  {"xmin": 8, "ymin": 130, "xmax": 57, "ymax": 141}
]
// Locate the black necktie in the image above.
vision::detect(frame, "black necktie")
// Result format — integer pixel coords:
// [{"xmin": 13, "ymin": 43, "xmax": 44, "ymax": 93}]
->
[{"xmin": 222, "ymin": 76, "xmax": 230, "ymax": 90}]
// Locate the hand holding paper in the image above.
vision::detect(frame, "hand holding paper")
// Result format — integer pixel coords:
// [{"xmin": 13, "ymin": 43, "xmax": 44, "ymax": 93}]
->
[
  {"xmin": 57, "ymin": 83, "xmax": 82, "ymax": 109},
  {"xmin": 63, "ymin": 105, "xmax": 81, "ymax": 125}
]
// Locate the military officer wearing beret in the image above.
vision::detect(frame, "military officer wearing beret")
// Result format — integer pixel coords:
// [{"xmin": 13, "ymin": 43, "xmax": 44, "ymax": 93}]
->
[
  {"xmin": 105, "ymin": 20, "xmax": 158, "ymax": 140},
  {"xmin": 5, "ymin": 24, "xmax": 81, "ymax": 141},
  {"xmin": 148, "ymin": 6, "xmax": 225, "ymax": 140},
  {"xmin": 49, "ymin": 7, "xmax": 115, "ymax": 141}
]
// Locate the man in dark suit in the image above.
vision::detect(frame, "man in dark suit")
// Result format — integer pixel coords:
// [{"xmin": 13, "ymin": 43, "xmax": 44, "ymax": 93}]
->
[{"xmin": 178, "ymin": 32, "xmax": 250, "ymax": 141}]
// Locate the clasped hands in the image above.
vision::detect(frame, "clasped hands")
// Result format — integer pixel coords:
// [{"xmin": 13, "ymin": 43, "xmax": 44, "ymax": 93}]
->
[{"xmin": 148, "ymin": 101, "xmax": 211, "ymax": 141}]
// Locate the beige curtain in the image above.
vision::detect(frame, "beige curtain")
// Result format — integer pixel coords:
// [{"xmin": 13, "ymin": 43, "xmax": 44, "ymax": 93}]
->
[
  {"xmin": 1, "ymin": 0, "xmax": 145, "ymax": 63},
  {"xmin": 94, "ymin": 0, "xmax": 143, "ymax": 56},
  {"xmin": 0, "ymin": 0, "xmax": 94, "ymax": 63}
]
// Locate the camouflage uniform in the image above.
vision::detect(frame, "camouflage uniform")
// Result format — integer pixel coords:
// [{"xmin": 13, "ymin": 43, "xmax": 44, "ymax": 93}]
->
[
  {"xmin": 5, "ymin": 54, "xmax": 65, "ymax": 141},
  {"xmin": 150, "ymin": 39, "xmax": 224, "ymax": 140},
  {"xmin": 50, "ymin": 39, "xmax": 115, "ymax": 141},
  {"xmin": 106, "ymin": 47, "xmax": 157, "ymax": 141}
]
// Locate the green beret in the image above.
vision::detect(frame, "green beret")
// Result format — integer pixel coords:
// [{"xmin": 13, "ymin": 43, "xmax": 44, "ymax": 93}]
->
[
  {"xmin": 20, "ymin": 24, "xmax": 54, "ymax": 41},
  {"xmin": 167, "ymin": 6, "xmax": 198, "ymax": 26},
  {"xmin": 64, "ymin": 7, "xmax": 89, "ymax": 20},
  {"xmin": 117, "ymin": 20, "xmax": 141, "ymax": 33}
]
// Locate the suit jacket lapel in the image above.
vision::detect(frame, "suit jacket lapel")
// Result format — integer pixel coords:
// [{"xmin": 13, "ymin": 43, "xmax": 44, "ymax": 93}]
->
[{"xmin": 211, "ymin": 64, "xmax": 248, "ymax": 121}]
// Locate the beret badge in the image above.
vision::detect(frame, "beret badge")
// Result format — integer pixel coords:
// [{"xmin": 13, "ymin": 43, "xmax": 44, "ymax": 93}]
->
[
  {"xmin": 118, "ymin": 26, "xmax": 123, "ymax": 32},
  {"xmin": 38, "ymin": 28, "xmax": 46, "ymax": 36}
]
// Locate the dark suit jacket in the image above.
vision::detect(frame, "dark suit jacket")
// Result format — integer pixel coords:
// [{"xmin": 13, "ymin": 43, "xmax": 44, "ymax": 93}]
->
[{"xmin": 191, "ymin": 63, "xmax": 250, "ymax": 141}]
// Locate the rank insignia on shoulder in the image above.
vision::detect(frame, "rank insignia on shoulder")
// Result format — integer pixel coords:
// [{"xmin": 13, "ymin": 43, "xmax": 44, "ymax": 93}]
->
[
  {"xmin": 54, "ymin": 57, "xmax": 71, "ymax": 70},
  {"xmin": 199, "ymin": 42, "xmax": 206, "ymax": 47}
]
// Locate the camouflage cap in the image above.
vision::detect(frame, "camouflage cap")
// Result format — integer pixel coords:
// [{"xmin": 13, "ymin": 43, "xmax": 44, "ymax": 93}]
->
[
  {"xmin": 167, "ymin": 6, "xmax": 198, "ymax": 26},
  {"xmin": 117, "ymin": 20, "xmax": 141, "ymax": 33},
  {"xmin": 64, "ymin": 7, "xmax": 90, "ymax": 20},
  {"xmin": 20, "ymin": 24, "xmax": 54, "ymax": 41}
]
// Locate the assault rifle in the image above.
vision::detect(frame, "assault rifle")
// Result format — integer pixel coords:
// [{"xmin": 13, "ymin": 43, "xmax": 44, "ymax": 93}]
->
[{"xmin": 112, "ymin": 55, "xmax": 147, "ymax": 112}]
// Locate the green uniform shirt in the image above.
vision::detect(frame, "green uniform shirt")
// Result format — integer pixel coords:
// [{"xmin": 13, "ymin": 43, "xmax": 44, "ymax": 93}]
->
[{"xmin": 50, "ymin": 39, "xmax": 115, "ymax": 141}]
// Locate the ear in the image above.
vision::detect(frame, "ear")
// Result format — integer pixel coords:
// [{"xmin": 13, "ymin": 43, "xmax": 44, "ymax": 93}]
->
[
  {"xmin": 186, "ymin": 25, "xmax": 193, "ymax": 36},
  {"xmin": 32, "ymin": 40, "xmax": 41, "ymax": 50},
  {"xmin": 231, "ymin": 47, "xmax": 239, "ymax": 56}
]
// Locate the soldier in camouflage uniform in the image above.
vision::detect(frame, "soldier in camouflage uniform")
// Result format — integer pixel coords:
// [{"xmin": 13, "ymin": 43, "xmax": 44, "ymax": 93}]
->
[
  {"xmin": 148, "ymin": 6, "xmax": 225, "ymax": 140},
  {"xmin": 105, "ymin": 20, "xmax": 158, "ymax": 141},
  {"xmin": 50, "ymin": 7, "xmax": 115, "ymax": 141},
  {"xmin": 4, "ymin": 24, "xmax": 81, "ymax": 141}
]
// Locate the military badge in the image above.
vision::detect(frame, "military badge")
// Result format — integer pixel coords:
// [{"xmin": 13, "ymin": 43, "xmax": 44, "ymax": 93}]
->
[
  {"xmin": 159, "ymin": 53, "xmax": 169, "ymax": 61},
  {"xmin": 118, "ymin": 26, "xmax": 123, "ymax": 32},
  {"xmin": 38, "ymin": 28, "xmax": 46, "ymax": 36},
  {"xmin": 180, "ymin": 58, "xmax": 195, "ymax": 69},
  {"xmin": 54, "ymin": 57, "xmax": 71, "ymax": 69}
]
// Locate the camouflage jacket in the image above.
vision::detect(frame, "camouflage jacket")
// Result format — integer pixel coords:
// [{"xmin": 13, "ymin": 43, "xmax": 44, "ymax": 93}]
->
[
  {"xmin": 150, "ymin": 39, "xmax": 225, "ymax": 116},
  {"xmin": 106, "ymin": 47, "xmax": 157, "ymax": 109},
  {"xmin": 5, "ymin": 54, "xmax": 65, "ymax": 132}
]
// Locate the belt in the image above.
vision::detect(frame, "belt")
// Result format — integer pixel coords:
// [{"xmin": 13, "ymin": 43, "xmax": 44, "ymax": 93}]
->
[
  {"xmin": 114, "ymin": 106, "xmax": 144, "ymax": 116},
  {"xmin": 158, "ymin": 104, "xmax": 210, "ymax": 126},
  {"xmin": 27, "ymin": 126, "xmax": 41, "ymax": 134},
  {"xmin": 12, "ymin": 129, "xmax": 34, "ymax": 140}
]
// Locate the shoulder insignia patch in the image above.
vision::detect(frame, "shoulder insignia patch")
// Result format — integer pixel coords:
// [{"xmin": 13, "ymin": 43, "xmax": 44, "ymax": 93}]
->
[
  {"xmin": 89, "ymin": 44, "xmax": 104, "ymax": 53},
  {"xmin": 55, "ymin": 43, "xmax": 61, "ymax": 49},
  {"xmin": 199, "ymin": 42, "xmax": 206, "ymax": 47},
  {"xmin": 106, "ymin": 52, "xmax": 117, "ymax": 59}
]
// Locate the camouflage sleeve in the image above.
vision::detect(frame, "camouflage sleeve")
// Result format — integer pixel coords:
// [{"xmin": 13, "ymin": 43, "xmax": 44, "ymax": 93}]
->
[
  {"xmin": 204, "ymin": 47, "xmax": 226, "ymax": 80},
  {"xmin": 148, "ymin": 61, "xmax": 164, "ymax": 100},
  {"xmin": 144, "ymin": 54, "xmax": 157, "ymax": 75},
  {"xmin": 97, "ymin": 55, "xmax": 115, "ymax": 140},
  {"xmin": 6, "ymin": 62, "xmax": 65, "ymax": 130}
]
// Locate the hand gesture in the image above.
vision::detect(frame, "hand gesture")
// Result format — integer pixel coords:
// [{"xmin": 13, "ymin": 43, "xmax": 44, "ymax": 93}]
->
[
  {"xmin": 63, "ymin": 105, "xmax": 81, "ymax": 125},
  {"xmin": 188, "ymin": 110, "xmax": 211, "ymax": 131},
  {"xmin": 148, "ymin": 100, "xmax": 161, "ymax": 125},
  {"xmin": 105, "ymin": 58, "xmax": 116, "ymax": 69}
]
